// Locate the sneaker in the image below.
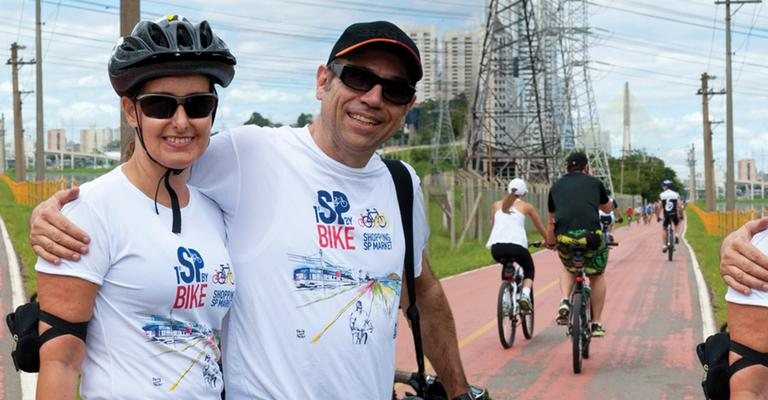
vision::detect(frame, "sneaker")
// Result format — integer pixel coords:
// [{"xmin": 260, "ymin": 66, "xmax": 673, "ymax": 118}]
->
[
  {"xmin": 591, "ymin": 323, "xmax": 606, "ymax": 337},
  {"xmin": 556, "ymin": 299, "xmax": 570, "ymax": 325},
  {"xmin": 519, "ymin": 293, "xmax": 532, "ymax": 312},
  {"xmin": 661, "ymin": 246, "xmax": 668, "ymax": 253}
]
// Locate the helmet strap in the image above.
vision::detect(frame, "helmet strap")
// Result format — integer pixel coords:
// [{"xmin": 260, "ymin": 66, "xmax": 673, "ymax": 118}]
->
[{"xmin": 132, "ymin": 101, "xmax": 184, "ymax": 234}]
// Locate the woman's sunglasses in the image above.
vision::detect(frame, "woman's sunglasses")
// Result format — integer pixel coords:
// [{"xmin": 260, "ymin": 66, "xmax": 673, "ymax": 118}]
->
[
  {"xmin": 134, "ymin": 93, "xmax": 218, "ymax": 119},
  {"xmin": 328, "ymin": 63, "xmax": 415, "ymax": 105}
]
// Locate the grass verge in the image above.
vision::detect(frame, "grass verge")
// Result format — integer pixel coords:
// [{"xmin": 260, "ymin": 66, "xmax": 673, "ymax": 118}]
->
[
  {"xmin": 0, "ymin": 179, "xmax": 36, "ymax": 295},
  {"xmin": 684, "ymin": 208, "xmax": 728, "ymax": 326}
]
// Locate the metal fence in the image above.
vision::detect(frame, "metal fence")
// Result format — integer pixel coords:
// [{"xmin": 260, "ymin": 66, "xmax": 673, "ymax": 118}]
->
[
  {"xmin": 0, "ymin": 175, "xmax": 76, "ymax": 207},
  {"xmin": 688, "ymin": 203, "xmax": 760, "ymax": 237},
  {"xmin": 423, "ymin": 170, "xmax": 641, "ymax": 249}
]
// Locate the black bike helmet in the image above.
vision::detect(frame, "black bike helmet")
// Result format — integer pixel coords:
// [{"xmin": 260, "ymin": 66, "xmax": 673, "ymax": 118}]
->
[{"xmin": 108, "ymin": 15, "xmax": 236, "ymax": 96}]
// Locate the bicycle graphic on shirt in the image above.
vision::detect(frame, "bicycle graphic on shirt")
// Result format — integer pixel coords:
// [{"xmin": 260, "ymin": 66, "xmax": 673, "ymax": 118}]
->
[
  {"xmin": 358, "ymin": 208, "xmax": 388, "ymax": 228},
  {"xmin": 212, "ymin": 264, "xmax": 234, "ymax": 285},
  {"xmin": 333, "ymin": 193, "xmax": 348, "ymax": 209}
]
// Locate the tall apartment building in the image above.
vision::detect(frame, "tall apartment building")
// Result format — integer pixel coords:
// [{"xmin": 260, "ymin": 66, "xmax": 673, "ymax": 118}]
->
[
  {"xmin": 443, "ymin": 29, "xmax": 482, "ymax": 101},
  {"xmin": 47, "ymin": 128, "xmax": 67, "ymax": 151},
  {"xmin": 405, "ymin": 26, "xmax": 482, "ymax": 104},
  {"xmin": 407, "ymin": 26, "xmax": 439, "ymax": 103},
  {"xmin": 738, "ymin": 158, "xmax": 758, "ymax": 181},
  {"xmin": 80, "ymin": 127, "xmax": 112, "ymax": 154}
]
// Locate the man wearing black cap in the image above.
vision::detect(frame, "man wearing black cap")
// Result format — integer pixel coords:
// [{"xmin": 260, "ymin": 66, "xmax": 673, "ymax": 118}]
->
[
  {"xmin": 546, "ymin": 151, "xmax": 614, "ymax": 337},
  {"xmin": 30, "ymin": 21, "xmax": 482, "ymax": 400}
]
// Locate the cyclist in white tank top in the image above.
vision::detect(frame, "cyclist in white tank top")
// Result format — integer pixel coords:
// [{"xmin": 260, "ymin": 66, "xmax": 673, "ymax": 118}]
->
[{"xmin": 486, "ymin": 178, "xmax": 548, "ymax": 310}]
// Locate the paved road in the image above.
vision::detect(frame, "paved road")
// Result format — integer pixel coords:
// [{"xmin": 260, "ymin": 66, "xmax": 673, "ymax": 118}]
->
[
  {"xmin": 0, "ymin": 218, "xmax": 26, "ymax": 400},
  {"xmin": 396, "ymin": 221, "xmax": 706, "ymax": 399}
]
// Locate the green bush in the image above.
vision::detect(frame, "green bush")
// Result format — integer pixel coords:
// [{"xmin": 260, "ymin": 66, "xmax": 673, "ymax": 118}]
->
[{"xmin": 0, "ymin": 180, "xmax": 36, "ymax": 295}]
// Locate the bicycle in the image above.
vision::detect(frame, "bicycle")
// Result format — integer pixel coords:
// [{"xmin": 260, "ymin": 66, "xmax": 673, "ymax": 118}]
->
[
  {"xmin": 599, "ymin": 215, "xmax": 615, "ymax": 246},
  {"xmin": 393, "ymin": 370, "xmax": 490, "ymax": 400},
  {"xmin": 665, "ymin": 220, "xmax": 675, "ymax": 261},
  {"xmin": 496, "ymin": 242, "xmax": 541, "ymax": 349},
  {"xmin": 565, "ymin": 238, "xmax": 617, "ymax": 374}
]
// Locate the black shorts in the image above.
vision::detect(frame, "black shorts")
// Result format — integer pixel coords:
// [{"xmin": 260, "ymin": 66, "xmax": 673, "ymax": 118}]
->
[
  {"xmin": 490, "ymin": 243, "xmax": 535, "ymax": 281},
  {"xmin": 663, "ymin": 214, "xmax": 679, "ymax": 228}
]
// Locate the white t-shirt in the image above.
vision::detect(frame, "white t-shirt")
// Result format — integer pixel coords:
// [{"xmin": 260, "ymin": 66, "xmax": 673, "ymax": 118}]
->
[
  {"xmin": 598, "ymin": 197, "xmax": 617, "ymax": 223},
  {"xmin": 726, "ymin": 229, "xmax": 768, "ymax": 306},
  {"xmin": 190, "ymin": 125, "xmax": 429, "ymax": 400},
  {"xmin": 36, "ymin": 167, "xmax": 234, "ymax": 399},
  {"xmin": 660, "ymin": 189, "xmax": 680, "ymax": 216},
  {"xmin": 486, "ymin": 201, "xmax": 528, "ymax": 248}
]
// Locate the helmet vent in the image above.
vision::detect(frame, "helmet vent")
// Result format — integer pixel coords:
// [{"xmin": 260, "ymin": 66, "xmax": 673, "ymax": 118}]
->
[
  {"xmin": 176, "ymin": 24, "xmax": 194, "ymax": 50},
  {"xmin": 147, "ymin": 23, "xmax": 169, "ymax": 49},
  {"xmin": 199, "ymin": 21, "xmax": 213, "ymax": 48}
]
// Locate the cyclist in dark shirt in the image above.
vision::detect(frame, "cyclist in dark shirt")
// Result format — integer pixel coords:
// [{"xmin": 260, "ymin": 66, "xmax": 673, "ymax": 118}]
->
[{"xmin": 545, "ymin": 151, "xmax": 613, "ymax": 337}]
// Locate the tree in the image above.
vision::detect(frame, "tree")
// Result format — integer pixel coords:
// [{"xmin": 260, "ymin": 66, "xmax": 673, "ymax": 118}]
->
[
  {"xmin": 293, "ymin": 113, "xmax": 313, "ymax": 128},
  {"xmin": 608, "ymin": 150, "xmax": 683, "ymax": 202},
  {"xmin": 449, "ymin": 93, "xmax": 468, "ymax": 140},
  {"xmin": 406, "ymin": 93, "xmax": 470, "ymax": 146},
  {"xmin": 244, "ymin": 112, "xmax": 281, "ymax": 127}
]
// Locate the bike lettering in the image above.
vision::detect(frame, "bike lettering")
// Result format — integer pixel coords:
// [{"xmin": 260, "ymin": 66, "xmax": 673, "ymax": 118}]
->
[
  {"xmin": 173, "ymin": 283, "xmax": 208, "ymax": 309},
  {"xmin": 317, "ymin": 225, "xmax": 356, "ymax": 250}
]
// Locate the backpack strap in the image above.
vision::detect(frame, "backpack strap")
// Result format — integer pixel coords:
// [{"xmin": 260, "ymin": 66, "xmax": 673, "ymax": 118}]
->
[
  {"xmin": 382, "ymin": 158, "xmax": 426, "ymax": 397},
  {"xmin": 730, "ymin": 339, "xmax": 768, "ymax": 377},
  {"xmin": 38, "ymin": 309, "xmax": 89, "ymax": 345}
]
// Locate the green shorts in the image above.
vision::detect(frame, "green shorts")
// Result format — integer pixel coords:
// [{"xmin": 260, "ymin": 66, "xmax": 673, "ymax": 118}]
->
[{"xmin": 555, "ymin": 229, "xmax": 608, "ymax": 275}]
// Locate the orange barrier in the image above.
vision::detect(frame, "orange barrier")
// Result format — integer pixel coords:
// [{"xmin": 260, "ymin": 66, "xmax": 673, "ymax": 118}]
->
[
  {"xmin": 0, "ymin": 175, "xmax": 77, "ymax": 207},
  {"xmin": 688, "ymin": 203, "xmax": 763, "ymax": 237}
]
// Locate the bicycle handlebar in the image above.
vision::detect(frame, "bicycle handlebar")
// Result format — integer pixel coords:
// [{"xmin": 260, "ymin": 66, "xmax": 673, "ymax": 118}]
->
[{"xmin": 394, "ymin": 370, "xmax": 490, "ymax": 400}]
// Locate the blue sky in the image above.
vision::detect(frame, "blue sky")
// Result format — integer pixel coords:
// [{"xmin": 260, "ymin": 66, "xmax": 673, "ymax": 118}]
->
[{"xmin": 1, "ymin": 0, "xmax": 767, "ymax": 180}]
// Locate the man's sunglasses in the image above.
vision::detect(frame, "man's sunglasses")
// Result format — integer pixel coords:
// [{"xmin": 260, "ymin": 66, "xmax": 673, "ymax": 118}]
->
[
  {"xmin": 328, "ymin": 63, "xmax": 415, "ymax": 105},
  {"xmin": 134, "ymin": 93, "xmax": 218, "ymax": 119}
]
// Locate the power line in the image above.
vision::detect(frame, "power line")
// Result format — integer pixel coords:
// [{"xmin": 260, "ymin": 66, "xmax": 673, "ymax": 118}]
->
[
  {"xmin": 707, "ymin": 4, "xmax": 720, "ymax": 71},
  {"xmin": 590, "ymin": 0, "xmax": 768, "ymax": 39}
]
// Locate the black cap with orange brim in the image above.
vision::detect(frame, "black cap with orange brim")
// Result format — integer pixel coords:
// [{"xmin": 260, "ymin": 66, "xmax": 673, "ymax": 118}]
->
[{"xmin": 327, "ymin": 21, "xmax": 423, "ymax": 84}]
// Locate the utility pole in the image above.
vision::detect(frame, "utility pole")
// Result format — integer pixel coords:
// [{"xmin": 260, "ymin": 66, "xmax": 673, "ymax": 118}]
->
[
  {"xmin": 35, "ymin": 0, "xmax": 45, "ymax": 180},
  {"xmin": 697, "ymin": 73, "xmax": 725, "ymax": 211},
  {"xmin": 8, "ymin": 43, "xmax": 35, "ymax": 182},
  {"xmin": 0, "ymin": 114, "xmax": 5, "ymax": 173},
  {"xmin": 688, "ymin": 143, "xmax": 697, "ymax": 202},
  {"xmin": 717, "ymin": 0, "xmax": 762, "ymax": 210},
  {"xmin": 120, "ymin": 0, "xmax": 140, "ymax": 162},
  {"xmin": 620, "ymin": 82, "xmax": 630, "ymax": 194}
]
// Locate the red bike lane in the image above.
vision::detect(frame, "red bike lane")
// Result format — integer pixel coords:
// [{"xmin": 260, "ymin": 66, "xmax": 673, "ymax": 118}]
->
[{"xmin": 395, "ymin": 221, "xmax": 704, "ymax": 399}]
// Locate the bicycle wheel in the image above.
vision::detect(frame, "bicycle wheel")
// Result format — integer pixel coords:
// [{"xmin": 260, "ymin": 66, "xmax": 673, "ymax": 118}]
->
[
  {"xmin": 667, "ymin": 228, "xmax": 674, "ymax": 261},
  {"xmin": 570, "ymin": 292, "xmax": 584, "ymax": 374},
  {"xmin": 497, "ymin": 282, "xmax": 516, "ymax": 348},
  {"xmin": 582, "ymin": 295, "xmax": 591, "ymax": 359},
  {"xmin": 521, "ymin": 288, "xmax": 534, "ymax": 340}
]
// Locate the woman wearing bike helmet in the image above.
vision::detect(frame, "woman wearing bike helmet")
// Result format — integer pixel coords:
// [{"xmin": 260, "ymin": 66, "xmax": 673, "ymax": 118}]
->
[
  {"xmin": 486, "ymin": 178, "xmax": 548, "ymax": 310},
  {"xmin": 35, "ymin": 15, "xmax": 236, "ymax": 399}
]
